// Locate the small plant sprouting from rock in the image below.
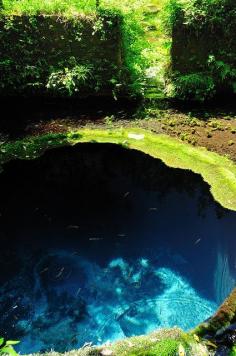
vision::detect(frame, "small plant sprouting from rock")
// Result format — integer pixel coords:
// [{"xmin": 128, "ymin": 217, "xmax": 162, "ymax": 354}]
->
[
  {"xmin": 46, "ymin": 64, "xmax": 93, "ymax": 96},
  {"xmin": 0, "ymin": 337, "xmax": 20, "ymax": 356},
  {"xmin": 104, "ymin": 115, "xmax": 115, "ymax": 128}
]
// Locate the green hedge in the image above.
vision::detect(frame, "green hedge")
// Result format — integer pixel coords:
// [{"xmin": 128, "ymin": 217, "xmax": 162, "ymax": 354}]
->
[{"xmin": 0, "ymin": 10, "xmax": 130, "ymax": 97}]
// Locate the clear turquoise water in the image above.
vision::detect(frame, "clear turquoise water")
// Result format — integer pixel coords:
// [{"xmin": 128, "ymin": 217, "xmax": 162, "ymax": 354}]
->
[{"xmin": 0, "ymin": 144, "xmax": 235, "ymax": 353}]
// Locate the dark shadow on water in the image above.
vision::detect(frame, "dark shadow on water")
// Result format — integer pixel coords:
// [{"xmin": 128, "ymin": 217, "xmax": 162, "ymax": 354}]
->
[{"xmin": 0, "ymin": 143, "xmax": 235, "ymax": 352}]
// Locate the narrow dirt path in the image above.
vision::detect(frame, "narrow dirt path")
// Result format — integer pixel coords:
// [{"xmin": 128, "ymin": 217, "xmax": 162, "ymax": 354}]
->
[{"xmin": 141, "ymin": 0, "xmax": 169, "ymax": 98}]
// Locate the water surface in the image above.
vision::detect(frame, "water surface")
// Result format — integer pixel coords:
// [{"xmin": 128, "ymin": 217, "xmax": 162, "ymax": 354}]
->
[{"xmin": 0, "ymin": 144, "xmax": 235, "ymax": 353}]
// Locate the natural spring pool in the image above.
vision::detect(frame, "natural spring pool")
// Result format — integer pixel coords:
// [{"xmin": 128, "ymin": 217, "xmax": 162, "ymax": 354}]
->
[{"xmin": 0, "ymin": 143, "xmax": 235, "ymax": 353}]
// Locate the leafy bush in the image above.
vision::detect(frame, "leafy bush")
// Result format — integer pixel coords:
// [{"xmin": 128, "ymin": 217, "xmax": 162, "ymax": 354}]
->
[
  {"xmin": 98, "ymin": 4, "xmax": 150, "ymax": 96},
  {"xmin": 207, "ymin": 55, "xmax": 236, "ymax": 92},
  {"xmin": 47, "ymin": 64, "xmax": 93, "ymax": 96},
  {"xmin": 121, "ymin": 11, "xmax": 148, "ymax": 95},
  {"xmin": 171, "ymin": 73, "xmax": 216, "ymax": 101},
  {"xmin": 162, "ymin": 0, "xmax": 236, "ymax": 29}
]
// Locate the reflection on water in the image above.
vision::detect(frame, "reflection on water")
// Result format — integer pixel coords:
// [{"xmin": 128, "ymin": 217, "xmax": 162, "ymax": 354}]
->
[{"xmin": 0, "ymin": 143, "xmax": 235, "ymax": 353}]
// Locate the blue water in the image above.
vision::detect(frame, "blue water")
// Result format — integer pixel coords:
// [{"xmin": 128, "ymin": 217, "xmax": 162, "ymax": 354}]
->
[{"xmin": 0, "ymin": 144, "xmax": 235, "ymax": 353}]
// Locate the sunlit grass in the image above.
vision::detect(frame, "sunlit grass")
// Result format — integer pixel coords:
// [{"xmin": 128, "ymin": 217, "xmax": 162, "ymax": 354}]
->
[
  {"xmin": 1, "ymin": 0, "xmax": 149, "ymax": 15},
  {"xmin": 2, "ymin": 0, "xmax": 96, "ymax": 15},
  {"xmin": 1, "ymin": 0, "xmax": 166, "ymax": 15}
]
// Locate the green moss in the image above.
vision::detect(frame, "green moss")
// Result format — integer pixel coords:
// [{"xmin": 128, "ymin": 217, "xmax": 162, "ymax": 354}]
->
[
  {"xmin": 30, "ymin": 329, "xmax": 210, "ymax": 356},
  {"xmin": 0, "ymin": 132, "xmax": 67, "ymax": 171},
  {"xmin": 126, "ymin": 338, "xmax": 181, "ymax": 355},
  {"xmin": 1, "ymin": 128, "xmax": 236, "ymax": 211}
]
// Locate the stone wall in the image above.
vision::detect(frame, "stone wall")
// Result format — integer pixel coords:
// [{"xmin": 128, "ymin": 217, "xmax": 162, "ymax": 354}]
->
[
  {"xmin": 170, "ymin": 1, "xmax": 236, "ymax": 100},
  {"xmin": 171, "ymin": 24, "xmax": 236, "ymax": 74},
  {"xmin": 0, "ymin": 12, "xmax": 124, "ymax": 97}
]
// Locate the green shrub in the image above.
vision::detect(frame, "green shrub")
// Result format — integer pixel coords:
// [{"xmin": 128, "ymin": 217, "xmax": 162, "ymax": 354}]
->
[
  {"xmin": 47, "ymin": 64, "xmax": 93, "ymax": 96},
  {"xmin": 207, "ymin": 55, "xmax": 236, "ymax": 92},
  {"xmin": 171, "ymin": 73, "xmax": 216, "ymax": 101},
  {"xmin": 163, "ymin": 0, "xmax": 236, "ymax": 29}
]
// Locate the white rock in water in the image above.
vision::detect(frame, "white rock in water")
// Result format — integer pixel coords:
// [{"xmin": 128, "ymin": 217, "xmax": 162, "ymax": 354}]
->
[{"xmin": 128, "ymin": 133, "xmax": 145, "ymax": 140}]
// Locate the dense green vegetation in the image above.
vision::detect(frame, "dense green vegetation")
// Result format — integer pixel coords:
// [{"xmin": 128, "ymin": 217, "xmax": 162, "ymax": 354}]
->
[
  {"xmin": 0, "ymin": 10, "xmax": 128, "ymax": 97},
  {"xmin": 1, "ymin": 0, "xmax": 235, "ymax": 100},
  {"xmin": 0, "ymin": 0, "xmax": 168, "ymax": 98},
  {"xmin": 167, "ymin": 0, "xmax": 236, "ymax": 100},
  {"xmin": 1, "ymin": 0, "xmax": 144, "ymax": 15},
  {"xmin": 0, "ymin": 0, "xmax": 152, "ymax": 97}
]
